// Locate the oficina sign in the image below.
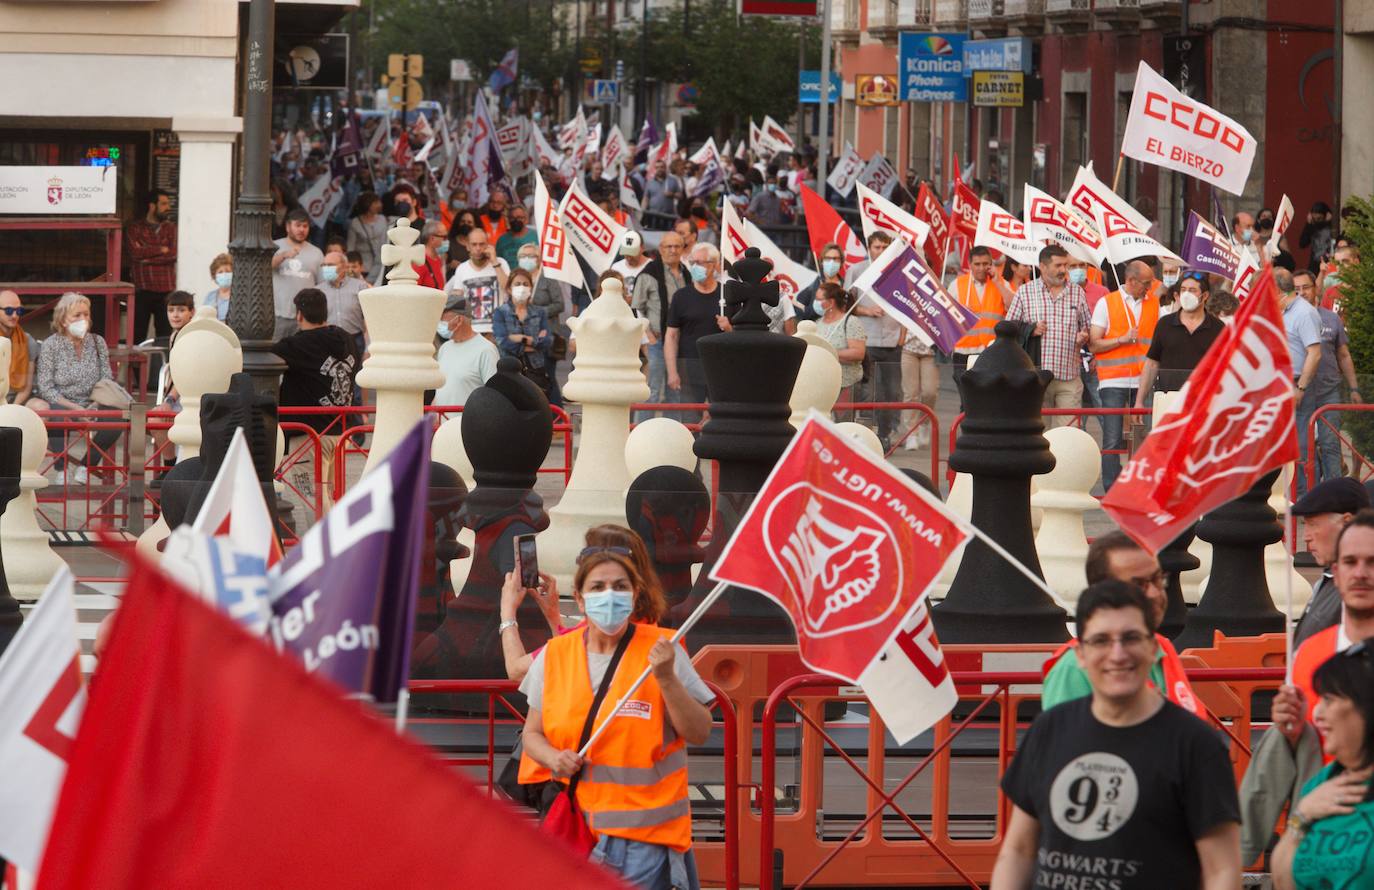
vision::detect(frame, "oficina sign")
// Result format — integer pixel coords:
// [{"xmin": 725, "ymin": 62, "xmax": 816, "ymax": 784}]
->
[{"xmin": 0, "ymin": 167, "xmax": 118, "ymax": 215}]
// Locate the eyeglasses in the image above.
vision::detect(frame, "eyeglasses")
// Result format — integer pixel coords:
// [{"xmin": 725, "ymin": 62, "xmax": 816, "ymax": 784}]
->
[
  {"xmin": 1128, "ymin": 570, "xmax": 1165, "ymax": 590},
  {"xmin": 576, "ymin": 545, "xmax": 631, "ymax": 564},
  {"xmin": 1080, "ymin": 631, "xmax": 1154, "ymax": 652},
  {"xmin": 0, "ymin": 307, "xmax": 21, "ymax": 317}
]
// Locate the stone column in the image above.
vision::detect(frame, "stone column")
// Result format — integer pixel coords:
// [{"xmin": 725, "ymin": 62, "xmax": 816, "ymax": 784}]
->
[
  {"xmin": 541, "ymin": 277, "xmax": 649, "ymax": 578},
  {"xmin": 172, "ymin": 117, "xmax": 242, "ymax": 295},
  {"xmin": 357, "ymin": 219, "xmax": 446, "ymax": 474},
  {"xmin": 0, "ymin": 406, "xmax": 63, "ymax": 602}
]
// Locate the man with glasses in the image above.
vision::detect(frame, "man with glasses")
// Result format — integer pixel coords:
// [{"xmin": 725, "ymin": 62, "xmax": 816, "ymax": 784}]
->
[
  {"xmin": 632, "ymin": 232, "xmax": 689, "ymax": 419},
  {"xmin": 1295, "ymin": 268, "xmax": 1361, "ymax": 486},
  {"xmin": 1133, "ymin": 271, "xmax": 1225, "ymax": 414},
  {"xmin": 993, "ymin": 580, "xmax": 1242, "ymax": 890},
  {"xmin": 1040, "ymin": 531, "xmax": 1201, "ymax": 714},
  {"xmin": 1292, "ymin": 478, "xmax": 1370, "ymax": 647},
  {"xmin": 0, "ymin": 290, "xmax": 40, "ymax": 407}
]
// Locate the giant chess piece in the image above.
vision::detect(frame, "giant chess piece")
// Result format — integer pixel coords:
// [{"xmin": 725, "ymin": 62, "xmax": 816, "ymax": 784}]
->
[
  {"xmin": 412, "ymin": 462, "xmax": 470, "ymax": 654},
  {"xmin": 933, "ymin": 322, "xmax": 1068, "ymax": 643},
  {"xmin": 1033, "ymin": 427, "xmax": 1099, "ymax": 609},
  {"xmin": 1175, "ymin": 469, "xmax": 1286, "ymax": 648},
  {"xmin": 0, "ymin": 405, "xmax": 63, "ymax": 601},
  {"xmin": 1266, "ymin": 464, "xmax": 1312, "ymax": 613},
  {"xmin": 411, "ymin": 357, "xmax": 553, "ymax": 680},
  {"xmin": 625, "ymin": 417, "xmax": 697, "ymax": 481},
  {"xmin": 1156, "ymin": 527, "xmax": 1198, "ymax": 640},
  {"xmin": 0, "ymin": 427, "xmax": 25, "ymax": 655},
  {"xmin": 357, "ymin": 219, "xmax": 446, "ymax": 474},
  {"xmin": 789, "ymin": 320, "xmax": 842, "ymax": 429},
  {"xmin": 627, "ymin": 465, "xmax": 710, "ymax": 619},
  {"xmin": 543, "ymin": 277, "xmax": 649, "ymax": 577},
  {"xmin": 675, "ymin": 249, "xmax": 805, "ymax": 649},
  {"xmin": 185, "ymin": 373, "xmax": 283, "ymax": 532}
]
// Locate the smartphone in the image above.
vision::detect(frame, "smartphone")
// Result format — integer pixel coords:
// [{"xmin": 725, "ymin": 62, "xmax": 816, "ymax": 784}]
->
[{"xmin": 514, "ymin": 534, "xmax": 539, "ymax": 589}]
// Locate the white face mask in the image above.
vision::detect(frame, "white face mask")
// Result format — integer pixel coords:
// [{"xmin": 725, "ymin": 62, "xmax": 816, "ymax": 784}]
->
[
  {"xmin": 1179, "ymin": 292, "xmax": 1202, "ymax": 312},
  {"xmin": 511, "ymin": 285, "xmax": 531, "ymax": 302},
  {"xmin": 68, "ymin": 318, "xmax": 90, "ymax": 338}
]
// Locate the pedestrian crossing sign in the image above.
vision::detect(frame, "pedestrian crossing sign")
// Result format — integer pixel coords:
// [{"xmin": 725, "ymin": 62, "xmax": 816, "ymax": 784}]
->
[{"xmin": 592, "ymin": 79, "xmax": 619, "ymax": 105}]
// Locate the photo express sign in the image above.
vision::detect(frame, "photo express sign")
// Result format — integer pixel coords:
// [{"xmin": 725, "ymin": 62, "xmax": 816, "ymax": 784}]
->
[{"xmin": 899, "ymin": 32, "xmax": 966, "ymax": 102}]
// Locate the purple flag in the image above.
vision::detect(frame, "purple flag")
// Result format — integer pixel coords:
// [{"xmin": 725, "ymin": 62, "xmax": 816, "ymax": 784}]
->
[
  {"xmin": 266, "ymin": 421, "xmax": 431, "ymax": 703},
  {"xmin": 1211, "ymin": 188, "xmax": 1230, "ymax": 239},
  {"xmin": 850, "ymin": 238, "xmax": 978, "ymax": 354},
  {"xmin": 634, "ymin": 116, "xmax": 657, "ymax": 165},
  {"xmin": 331, "ymin": 111, "xmax": 366, "ymax": 178},
  {"xmin": 1181, "ymin": 210, "xmax": 1241, "ymax": 279}
]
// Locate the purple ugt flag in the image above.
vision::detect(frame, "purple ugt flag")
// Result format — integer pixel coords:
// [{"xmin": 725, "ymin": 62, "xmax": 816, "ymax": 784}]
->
[
  {"xmin": 265, "ymin": 421, "xmax": 431, "ymax": 703},
  {"xmin": 1181, "ymin": 210, "xmax": 1241, "ymax": 279},
  {"xmin": 851, "ymin": 238, "xmax": 979, "ymax": 354}
]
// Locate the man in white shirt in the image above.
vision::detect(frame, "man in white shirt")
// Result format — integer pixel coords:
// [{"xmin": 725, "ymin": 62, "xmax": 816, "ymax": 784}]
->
[
  {"xmin": 1087, "ymin": 260, "xmax": 1158, "ymax": 492},
  {"xmin": 271, "ymin": 209, "xmax": 324, "ymax": 340},
  {"xmin": 845, "ymin": 230, "xmax": 903, "ymax": 449},
  {"xmin": 444, "ymin": 227, "xmax": 510, "ymax": 333},
  {"xmin": 610, "ymin": 231, "xmax": 650, "ymax": 296},
  {"xmin": 434, "ymin": 305, "xmax": 499, "ymax": 407}
]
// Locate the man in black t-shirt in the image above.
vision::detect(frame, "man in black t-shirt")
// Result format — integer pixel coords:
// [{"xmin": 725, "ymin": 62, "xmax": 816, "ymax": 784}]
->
[{"xmin": 992, "ymin": 581, "xmax": 1241, "ymax": 890}]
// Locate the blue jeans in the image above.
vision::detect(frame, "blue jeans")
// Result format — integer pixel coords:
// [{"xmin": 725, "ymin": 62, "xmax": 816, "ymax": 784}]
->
[
  {"xmin": 591, "ymin": 835, "xmax": 700, "ymax": 890},
  {"xmin": 636, "ymin": 339, "xmax": 668, "ymax": 424},
  {"xmin": 1297, "ymin": 385, "xmax": 1343, "ymax": 495},
  {"xmin": 1098, "ymin": 386, "xmax": 1136, "ymax": 493}
]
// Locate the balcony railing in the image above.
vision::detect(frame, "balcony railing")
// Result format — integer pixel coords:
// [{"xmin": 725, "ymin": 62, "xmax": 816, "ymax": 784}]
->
[
  {"xmin": 932, "ymin": 0, "xmax": 968, "ymax": 26},
  {"xmin": 896, "ymin": 0, "xmax": 933, "ymax": 26},
  {"xmin": 1045, "ymin": 0, "xmax": 1090, "ymax": 13},
  {"xmin": 1094, "ymin": 0, "xmax": 1139, "ymax": 13},
  {"xmin": 1004, "ymin": 0, "xmax": 1045, "ymax": 16},
  {"xmin": 968, "ymin": 0, "xmax": 1005, "ymax": 19}
]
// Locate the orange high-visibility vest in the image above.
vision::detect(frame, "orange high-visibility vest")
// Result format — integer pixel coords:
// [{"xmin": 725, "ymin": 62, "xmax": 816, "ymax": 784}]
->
[
  {"xmin": 1086, "ymin": 265, "xmax": 1104, "ymax": 287},
  {"xmin": 953, "ymin": 274, "xmax": 1006, "ymax": 352},
  {"xmin": 1096, "ymin": 290, "xmax": 1159, "ymax": 382},
  {"xmin": 519, "ymin": 625, "xmax": 692, "ymax": 852}
]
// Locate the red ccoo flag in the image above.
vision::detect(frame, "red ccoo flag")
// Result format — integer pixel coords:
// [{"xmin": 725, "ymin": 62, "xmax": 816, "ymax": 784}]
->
[
  {"xmin": 36, "ymin": 557, "xmax": 627, "ymax": 890},
  {"xmin": 798, "ymin": 184, "xmax": 865, "ymax": 268},
  {"xmin": 709, "ymin": 413, "xmax": 965, "ymax": 743},
  {"xmin": 1101, "ymin": 265, "xmax": 1298, "ymax": 552}
]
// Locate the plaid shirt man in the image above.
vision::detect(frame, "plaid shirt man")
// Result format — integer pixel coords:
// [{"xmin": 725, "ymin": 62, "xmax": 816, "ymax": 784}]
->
[
  {"xmin": 125, "ymin": 218, "xmax": 178, "ymax": 294},
  {"xmin": 1007, "ymin": 277, "xmax": 1090, "ymax": 381}
]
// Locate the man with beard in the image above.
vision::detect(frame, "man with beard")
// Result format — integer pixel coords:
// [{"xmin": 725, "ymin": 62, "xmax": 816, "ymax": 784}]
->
[{"xmin": 122, "ymin": 188, "xmax": 178, "ymax": 341}]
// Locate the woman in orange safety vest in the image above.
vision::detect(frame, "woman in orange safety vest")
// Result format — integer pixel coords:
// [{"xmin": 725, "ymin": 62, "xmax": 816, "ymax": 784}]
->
[{"xmin": 519, "ymin": 550, "xmax": 714, "ymax": 888}]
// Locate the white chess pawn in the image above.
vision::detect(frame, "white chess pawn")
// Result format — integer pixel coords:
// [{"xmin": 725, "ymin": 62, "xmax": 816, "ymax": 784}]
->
[
  {"xmin": 431, "ymin": 414, "xmax": 477, "ymax": 597},
  {"xmin": 542, "ymin": 276, "xmax": 650, "ymax": 577},
  {"xmin": 625, "ymin": 417, "xmax": 696, "ymax": 481},
  {"xmin": 789, "ymin": 321, "xmax": 842, "ymax": 430},
  {"xmin": 0, "ymin": 405, "xmax": 64, "ymax": 601},
  {"xmin": 1267, "ymin": 463, "xmax": 1312, "ymax": 615},
  {"xmin": 835, "ymin": 421, "xmax": 883, "ymax": 456},
  {"xmin": 168, "ymin": 329, "xmax": 241, "ymax": 461},
  {"xmin": 357, "ymin": 219, "xmax": 445, "ymax": 474},
  {"xmin": 1033, "ymin": 427, "xmax": 1100, "ymax": 608}
]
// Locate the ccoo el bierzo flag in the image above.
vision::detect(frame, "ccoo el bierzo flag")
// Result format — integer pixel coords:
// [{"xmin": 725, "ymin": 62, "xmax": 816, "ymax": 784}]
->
[{"xmin": 709, "ymin": 412, "xmax": 966, "ymax": 743}]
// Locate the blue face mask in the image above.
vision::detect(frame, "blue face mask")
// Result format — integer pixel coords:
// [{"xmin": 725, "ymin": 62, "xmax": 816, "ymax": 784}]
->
[
  {"xmin": 689, "ymin": 263, "xmax": 709, "ymax": 283},
  {"xmin": 436, "ymin": 320, "xmax": 451, "ymax": 339},
  {"xmin": 320, "ymin": 265, "xmax": 339, "ymax": 283},
  {"xmin": 583, "ymin": 590, "xmax": 634, "ymax": 635},
  {"xmin": 215, "ymin": 271, "xmax": 233, "ymax": 288},
  {"xmin": 436, "ymin": 242, "xmax": 449, "ymax": 256},
  {"xmin": 821, "ymin": 259, "xmax": 841, "ymax": 279},
  {"xmin": 1241, "ymin": 229, "xmax": 1253, "ymax": 243},
  {"xmin": 766, "ymin": 183, "xmax": 777, "ymax": 193},
  {"xmin": 1068, "ymin": 268, "xmax": 1087, "ymax": 286},
  {"xmin": 519, "ymin": 256, "xmax": 539, "ymax": 273},
  {"xmin": 1162, "ymin": 272, "xmax": 1179, "ymax": 288}
]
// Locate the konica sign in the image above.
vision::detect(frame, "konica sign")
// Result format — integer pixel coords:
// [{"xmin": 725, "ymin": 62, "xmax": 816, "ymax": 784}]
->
[{"xmin": 899, "ymin": 32, "xmax": 967, "ymax": 102}]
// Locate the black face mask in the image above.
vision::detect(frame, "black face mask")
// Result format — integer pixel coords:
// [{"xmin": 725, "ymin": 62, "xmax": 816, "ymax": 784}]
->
[
  {"xmin": 395, "ymin": 201, "xmax": 412, "ymax": 217},
  {"xmin": 509, "ymin": 219, "xmax": 526, "ymax": 233},
  {"xmin": 487, "ymin": 207, "xmax": 504, "ymax": 220},
  {"xmin": 455, "ymin": 224, "xmax": 473, "ymax": 238},
  {"xmin": 691, "ymin": 207, "xmax": 707, "ymax": 220}
]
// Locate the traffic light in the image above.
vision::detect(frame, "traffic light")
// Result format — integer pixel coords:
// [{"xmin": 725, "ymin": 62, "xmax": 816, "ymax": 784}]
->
[{"xmin": 385, "ymin": 54, "xmax": 424, "ymax": 111}]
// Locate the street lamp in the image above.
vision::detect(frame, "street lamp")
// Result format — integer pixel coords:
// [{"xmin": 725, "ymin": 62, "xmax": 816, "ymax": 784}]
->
[{"xmin": 227, "ymin": 0, "xmax": 287, "ymax": 394}]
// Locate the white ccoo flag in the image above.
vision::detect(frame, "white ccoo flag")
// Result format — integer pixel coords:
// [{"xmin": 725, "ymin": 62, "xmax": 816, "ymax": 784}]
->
[
  {"xmin": 1065, "ymin": 163, "xmax": 1152, "ymax": 234},
  {"xmin": 826, "ymin": 141, "xmax": 864, "ymax": 198},
  {"xmin": 557, "ymin": 179, "xmax": 626, "ymax": 276},
  {"xmin": 856, "ymin": 181, "xmax": 930, "ymax": 250},
  {"xmin": 975, "ymin": 199, "xmax": 1046, "ymax": 266},
  {"xmin": 1093, "ymin": 205, "xmax": 1184, "ymax": 267},
  {"xmin": 534, "ymin": 175, "xmax": 586, "ymax": 290},
  {"xmin": 1268, "ymin": 194, "xmax": 1294, "ymax": 260},
  {"xmin": 1024, "ymin": 184, "xmax": 1105, "ymax": 265}
]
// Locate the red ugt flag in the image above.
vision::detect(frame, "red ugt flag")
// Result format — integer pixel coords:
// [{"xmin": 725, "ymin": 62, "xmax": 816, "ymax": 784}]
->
[
  {"xmin": 913, "ymin": 182, "xmax": 952, "ymax": 273},
  {"xmin": 1101, "ymin": 265, "xmax": 1298, "ymax": 553},
  {"xmin": 709, "ymin": 413, "xmax": 965, "ymax": 743},
  {"xmin": 798, "ymin": 183, "xmax": 865, "ymax": 268},
  {"xmin": 37, "ymin": 558, "xmax": 627, "ymax": 890}
]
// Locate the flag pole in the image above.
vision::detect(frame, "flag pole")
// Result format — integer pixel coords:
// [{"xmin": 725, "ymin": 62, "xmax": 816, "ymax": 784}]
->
[
  {"xmin": 394, "ymin": 687, "xmax": 411, "ymax": 734},
  {"xmin": 577, "ymin": 581, "xmax": 729, "ymax": 758},
  {"xmin": 1284, "ymin": 473, "xmax": 1296, "ymax": 684},
  {"xmin": 1111, "ymin": 152, "xmax": 1126, "ymax": 192}
]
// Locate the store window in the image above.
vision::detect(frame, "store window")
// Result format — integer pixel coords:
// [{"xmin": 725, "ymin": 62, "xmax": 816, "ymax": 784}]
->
[{"xmin": 1061, "ymin": 91, "xmax": 1087, "ymax": 191}]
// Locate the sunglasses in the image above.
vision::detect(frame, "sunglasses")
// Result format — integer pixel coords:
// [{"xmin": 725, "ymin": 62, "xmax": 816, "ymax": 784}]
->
[
  {"xmin": 0, "ymin": 307, "xmax": 21, "ymax": 317},
  {"xmin": 576, "ymin": 545, "xmax": 631, "ymax": 564}
]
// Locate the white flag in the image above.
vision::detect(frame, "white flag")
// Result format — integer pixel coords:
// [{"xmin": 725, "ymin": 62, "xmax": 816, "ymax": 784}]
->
[
  {"xmin": 720, "ymin": 198, "xmax": 749, "ymax": 266},
  {"xmin": 618, "ymin": 166, "xmax": 641, "ymax": 213},
  {"xmin": 531, "ymin": 123, "xmax": 563, "ymax": 173},
  {"xmin": 600, "ymin": 125, "xmax": 629, "ymax": 178},
  {"xmin": 742, "ymin": 220, "xmax": 818, "ymax": 305},
  {"xmin": 856, "ymin": 181, "xmax": 930, "ymax": 249},
  {"xmin": 534, "ymin": 175, "xmax": 586, "ymax": 290},
  {"xmin": 1093, "ymin": 205, "xmax": 1184, "ymax": 267},
  {"xmin": 826, "ymin": 141, "xmax": 865, "ymax": 197},
  {"xmin": 1023, "ymin": 184, "xmax": 1105, "ymax": 265},
  {"xmin": 760, "ymin": 115, "xmax": 796, "ymax": 154},
  {"xmin": 463, "ymin": 91, "xmax": 503, "ymax": 208},
  {"xmin": 0, "ymin": 568, "xmax": 86, "ymax": 872},
  {"xmin": 856, "ymin": 599, "xmax": 958, "ymax": 745},
  {"xmin": 190, "ymin": 428, "xmax": 278, "ymax": 563},
  {"xmin": 719, "ymin": 139, "xmax": 732, "ymax": 162},
  {"xmin": 558, "ymin": 179, "xmax": 626, "ymax": 274},
  {"xmin": 299, "ymin": 174, "xmax": 346, "ymax": 228},
  {"xmin": 558, "ymin": 106, "xmax": 587, "ymax": 149},
  {"xmin": 689, "ymin": 137, "xmax": 719, "ymax": 166},
  {"xmin": 364, "ymin": 118, "xmax": 389, "ymax": 162},
  {"xmin": 749, "ymin": 119, "xmax": 769, "ymax": 159},
  {"xmin": 1065, "ymin": 162, "xmax": 1152, "ymax": 234},
  {"xmin": 1268, "ymin": 194, "xmax": 1294, "ymax": 260},
  {"xmin": 1120, "ymin": 60, "xmax": 1257, "ymax": 196},
  {"xmin": 1232, "ymin": 247, "xmax": 1262, "ymax": 301},
  {"xmin": 411, "ymin": 136, "xmax": 437, "ymax": 165},
  {"xmin": 975, "ymin": 198, "xmax": 1046, "ymax": 266},
  {"xmin": 585, "ymin": 121, "xmax": 602, "ymax": 157},
  {"xmin": 858, "ymin": 152, "xmax": 899, "ymax": 199}
]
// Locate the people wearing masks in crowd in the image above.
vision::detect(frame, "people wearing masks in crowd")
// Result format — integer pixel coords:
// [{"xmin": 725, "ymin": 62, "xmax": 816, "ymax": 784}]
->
[
  {"xmin": 434, "ymin": 304, "xmax": 499, "ymax": 408},
  {"xmin": 203, "ymin": 253, "xmax": 233, "ymax": 321},
  {"xmin": 518, "ymin": 243, "xmax": 568, "ymax": 339},
  {"xmin": 493, "ymin": 268, "xmax": 557, "ymax": 404},
  {"xmin": 1088, "ymin": 260, "xmax": 1159, "ymax": 492},
  {"xmin": 444, "ymin": 227, "xmax": 510, "ymax": 331},
  {"xmin": 992, "ymin": 582, "xmax": 1242, "ymax": 890},
  {"xmin": 644, "ymin": 160, "xmax": 683, "ymax": 217},
  {"xmin": 1300, "ymin": 202, "xmax": 1335, "ymax": 275},
  {"xmin": 496, "ymin": 204, "xmax": 538, "ymax": 269},
  {"xmin": 1007, "ymin": 245, "xmax": 1091, "ymax": 426},
  {"xmin": 1321, "ymin": 245, "xmax": 1360, "ymax": 314},
  {"xmin": 1067, "ymin": 257, "xmax": 1109, "ymax": 312},
  {"xmin": 36, "ymin": 292, "xmax": 122, "ymax": 485},
  {"xmin": 813, "ymin": 283, "xmax": 867, "ymax": 420},
  {"xmin": 1275, "ymin": 267, "xmax": 1326, "ymax": 497},
  {"xmin": 632, "ymin": 232, "xmax": 688, "ymax": 420},
  {"xmin": 0, "ymin": 289, "xmax": 39, "ymax": 407},
  {"xmin": 122, "ymin": 188, "xmax": 178, "ymax": 341},
  {"xmin": 1293, "ymin": 479, "xmax": 1371, "ymax": 647},
  {"xmin": 318, "ymin": 249, "xmax": 366, "ymax": 360},
  {"xmin": 518, "ymin": 549, "xmax": 713, "ymax": 889},
  {"xmin": 413, "ymin": 220, "xmax": 451, "ymax": 290},
  {"xmin": 272, "ymin": 208, "xmax": 325, "ymax": 340},
  {"xmin": 1295, "ymin": 268, "xmax": 1362, "ymax": 484},
  {"xmin": 479, "ymin": 187, "xmax": 511, "ymax": 244},
  {"xmin": 796, "ymin": 242, "xmax": 847, "ymax": 321},
  {"xmin": 664, "ymin": 242, "xmax": 728, "ymax": 418},
  {"xmin": 1135, "ymin": 272, "xmax": 1225, "ymax": 411},
  {"xmin": 746, "ymin": 173, "xmax": 787, "ymax": 227}
]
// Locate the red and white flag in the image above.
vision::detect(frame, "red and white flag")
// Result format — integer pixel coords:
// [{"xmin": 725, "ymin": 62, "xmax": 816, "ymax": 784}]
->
[
  {"xmin": 557, "ymin": 179, "xmax": 626, "ymax": 276},
  {"xmin": 600, "ymin": 124, "xmax": 629, "ymax": 178},
  {"xmin": 0, "ymin": 567, "xmax": 85, "ymax": 874},
  {"xmin": 558, "ymin": 106, "xmax": 587, "ymax": 150},
  {"xmin": 975, "ymin": 198, "xmax": 1045, "ymax": 265},
  {"xmin": 1092, "ymin": 205, "xmax": 1183, "ymax": 267},
  {"xmin": 825, "ymin": 141, "xmax": 864, "ymax": 198},
  {"xmin": 391, "ymin": 128, "xmax": 413, "ymax": 169},
  {"xmin": 913, "ymin": 182, "xmax": 952, "ymax": 273},
  {"xmin": 710, "ymin": 413, "xmax": 965, "ymax": 743},
  {"xmin": 409, "ymin": 112, "xmax": 434, "ymax": 144},
  {"xmin": 748, "ymin": 119, "xmax": 766, "ymax": 157},
  {"xmin": 1121, "ymin": 60, "xmax": 1257, "ymax": 196},
  {"xmin": 618, "ymin": 166, "xmax": 641, "ymax": 213},
  {"xmin": 364, "ymin": 119, "xmax": 390, "ymax": 163},
  {"xmin": 856, "ymin": 181, "xmax": 930, "ymax": 250},
  {"xmin": 1232, "ymin": 248, "xmax": 1262, "ymax": 302},
  {"xmin": 1024, "ymin": 184, "xmax": 1104, "ymax": 265},
  {"xmin": 530, "ymin": 123, "xmax": 563, "ymax": 173},
  {"xmin": 857, "ymin": 152, "xmax": 899, "ymax": 199},
  {"xmin": 742, "ymin": 219, "xmax": 818, "ymax": 307},
  {"xmin": 1066, "ymin": 162, "xmax": 1152, "ymax": 234},
  {"xmin": 1102, "ymin": 265, "xmax": 1297, "ymax": 552},
  {"xmin": 798, "ymin": 183, "xmax": 866, "ymax": 268},
  {"xmin": 719, "ymin": 197, "xmax": 749, "ymax": 266},
  {"xmin": 299, "ymin": 173, "xmax": 346, "ymax": 229},
  {"xmin": 950, "ymin": 157, "xmax": 981, "ymax": 239},
  {"xmin": 495, "ymin": 118, "xmax": 531, "ymax": 179},
  {"xmin": 760, "ymin": 115, "xmax": 795, "ymax": 155},
  {"xmin": 1268, "ymin": 194, "xmax": 1294, "ymax": 260},
  {"xmin": 534, "ymin": 174, "xmax": 586, "ymax": 290}
]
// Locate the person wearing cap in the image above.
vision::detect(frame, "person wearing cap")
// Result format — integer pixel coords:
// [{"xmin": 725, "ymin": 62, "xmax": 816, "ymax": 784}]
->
[
  {"xmin": 611, "ymin": 231, "xmax": 650, "ymax": 296},
  {"xmin": 1292, "ymin": 478, "xmax": 1372, "ymax": 648},
  {"xmin": 434, "ymin": 302, "xmax": 499, "ymax": 408}
]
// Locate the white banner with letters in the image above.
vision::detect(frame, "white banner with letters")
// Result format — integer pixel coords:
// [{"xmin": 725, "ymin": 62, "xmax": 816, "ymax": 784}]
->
[{"xmin": 0, "ymin": 167, "xmax": 117, "ymax": 215}]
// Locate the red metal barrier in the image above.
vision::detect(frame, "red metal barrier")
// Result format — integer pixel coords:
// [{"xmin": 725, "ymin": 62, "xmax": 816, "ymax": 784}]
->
[
  {"xmin": 1306, "ymin": 402, "xmax": 1372, "ymax": 490},
  {"xmin": 406, "ymin": 676, "xmax": 740, "ymax": 890}
]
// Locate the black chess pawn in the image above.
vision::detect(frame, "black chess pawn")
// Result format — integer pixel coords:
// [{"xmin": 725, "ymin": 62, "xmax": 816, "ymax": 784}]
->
[{"xmin": 626, "ymin": 466, "xmax": 710, "ymax": 621}]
